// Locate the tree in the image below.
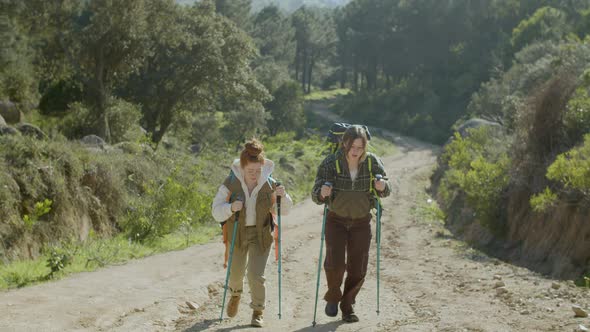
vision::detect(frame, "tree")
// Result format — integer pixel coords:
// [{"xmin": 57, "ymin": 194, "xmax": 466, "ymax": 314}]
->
[
  {"xmin": 222, "ymin": 100, "xmax": 270, "ymax": 147},
  {"xmin": 0, "ymin": 12, "xmax": 36, "ymax": 103},
  {"xmin": 266, "ymin": 81, "xmax": 304, "ymax": 135},
  {"xmin": 292, "ymin": 6, "xmax": 335, "ymax": 93},
  {"xmin": 215, "ymin": 0, "xmax": 252, "ymax": 30},
  {"xmin": 251, "ymin": 5, "xmax": 294, "ymax": 64},
  {"xmin": 511, "ymin": 7, "xmax": 569, "ymax": 52},
  {"xmin": 123, "ymin": 2, "xmax": 269, "ymax": 145}
]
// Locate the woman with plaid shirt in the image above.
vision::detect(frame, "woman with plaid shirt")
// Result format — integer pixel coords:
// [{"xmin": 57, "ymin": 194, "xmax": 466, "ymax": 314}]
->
[{"xmin": 311, "ymin": 125, "xmax": 391, "ymax": 323}]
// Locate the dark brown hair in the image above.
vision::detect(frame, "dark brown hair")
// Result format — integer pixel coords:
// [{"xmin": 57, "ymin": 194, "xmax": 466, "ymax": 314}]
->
[
  {"xmin": 240, "ymin": 138, "xmax": 265, "ymax": 168},
  {"xmin": 341, "ymin": 125, "xmax": 368, "ymax": 160}
]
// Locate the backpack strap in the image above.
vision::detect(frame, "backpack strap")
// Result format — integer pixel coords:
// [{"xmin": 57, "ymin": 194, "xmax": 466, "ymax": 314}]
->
[{"xmin": 367, "ymin": 154, "xmax": 382, "ymax": 207}]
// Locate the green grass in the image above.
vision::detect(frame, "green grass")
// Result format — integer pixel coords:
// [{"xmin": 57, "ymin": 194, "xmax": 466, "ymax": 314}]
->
[
  {"xmin": 265, "ymin": 132, "xmax": 326, "ymax": 202},
  {"xmin": 0, "ymin": 224, "xmax": 220, "ymax": 290},
  {"xmin": 304, "ymin": 88, "xmax": 351, "ymax": 101}
]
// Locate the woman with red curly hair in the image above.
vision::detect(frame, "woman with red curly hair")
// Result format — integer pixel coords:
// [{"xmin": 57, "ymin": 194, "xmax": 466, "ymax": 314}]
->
[{"xmin": 212, "ymin": 138, "xmax": 293, "ymax": 327}]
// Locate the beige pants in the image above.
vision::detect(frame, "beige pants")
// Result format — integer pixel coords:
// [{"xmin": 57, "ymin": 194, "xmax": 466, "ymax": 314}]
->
[{"xmin": 229, "ymin": 227, "xmax": 271, "ymax": 311}]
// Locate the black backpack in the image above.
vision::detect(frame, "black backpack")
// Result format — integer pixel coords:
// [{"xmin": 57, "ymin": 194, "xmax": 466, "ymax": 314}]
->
[{"xmin": 326, "ymin": 123, "xmax": 372, "ymax": 154}]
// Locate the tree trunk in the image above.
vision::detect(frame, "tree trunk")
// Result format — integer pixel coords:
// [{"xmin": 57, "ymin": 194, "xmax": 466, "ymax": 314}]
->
[
  {"xmin": 94, "ymin": 48, "xmax": 111, "ymax": 143},
  {"xmin": 307, "ymin": 55, "xmax": 314, "ymax": 94},
  {"xmin": 295, "ymin": 44, "xmax": 300, "ymax": 81},
  {"xmin": 353, "ymin": 57, "xmax": 358, "ymax": 92},
  {"xmin": 151, "ymin": 111, "xmax": 173, "ymax": 146},
  {"xmin": 301, "ymin": 45, "xmax": 308, "ymax": 92}
]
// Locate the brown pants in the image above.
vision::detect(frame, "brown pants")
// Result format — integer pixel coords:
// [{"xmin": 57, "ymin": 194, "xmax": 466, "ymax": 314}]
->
[{"xmin": 323, "ymin": 211, "xmax": 372, "ymax": 315}]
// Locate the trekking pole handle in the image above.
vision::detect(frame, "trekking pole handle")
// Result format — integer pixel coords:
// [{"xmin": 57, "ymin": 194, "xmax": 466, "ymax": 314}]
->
[
  {"xmin": 324, "ymin": 181, "xmax": 333, "ymax": 198},
  {"xmin": 275, "ymin": 181, "xmax": 282, "ymax": 205},
  {"xmin": 234, "ymin": 195, "xmax": 243, "ymax": 220}
]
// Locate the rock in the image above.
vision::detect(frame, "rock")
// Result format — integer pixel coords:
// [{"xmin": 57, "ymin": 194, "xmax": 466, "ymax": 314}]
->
[
  {"xmin": 494, "ymin": 281, "xmax": 506, "ymax": 288},
  {"xmin": 551, "ymin": 282, "xmax": 561, "ymax": 290},
  {"xmin": 114, "ymin": 141, "xmax": 140, "ymax": 154},
  {"xmin": 575, "ymin": 325, "xmax": 589, "ymax": 332},
  {"xmin": 186, "ymin": 301, "xmax": 199, "ymax": 310},
  {"xmin": 0, "ymin": 100, "xmax": 21, "ymax": 124},
  {"xmin": 81, "ymin": 135, "xmax": 106, "ymax": 148},
  {"xmin": 493, "ymin": 275, "xmax": 502, "ymax": 280},
  {"xmin": 520, "ymin": 310, "xmax": 530, "ymax": 315},
  {"xmin": 16, "ymin": 123, "xmax": 47, "ymax": 139},
  {"xmin": 496, "ymin": 287, "xmax": 509, "ymax": 295},
  {"xmin": 162, "ymin": 139, "xmax": 173, "ymax": 149},
  {"xmin": 189, "ymin": 143, "xmax": 202, "ymax": 155},
  {"xmin": 534, "ymin": 281, "xmax": 540, "ymax": 286},
  {"xmin": 573, "ymin": 305, "xmax": 589, "ymax": 318},
  {"xmin": 455, "ymin": 118, "xmax": 502, "ymax": 137},
  {"xmin": 207, "ymin": 282, "xmax": 222, "ymax": 296},
  {"xmin": 0, "ymin": 125, "xmax": 19, "ymax": 136},
  {"xmin": 0, "ymin": 114, "xmax": 5, "ymax": 126}
]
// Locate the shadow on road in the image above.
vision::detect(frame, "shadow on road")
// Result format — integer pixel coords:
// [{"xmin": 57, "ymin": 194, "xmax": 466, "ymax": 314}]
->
[{"xmin": 290, "ymin": 320, "xmax": 345, "ymax": 332}]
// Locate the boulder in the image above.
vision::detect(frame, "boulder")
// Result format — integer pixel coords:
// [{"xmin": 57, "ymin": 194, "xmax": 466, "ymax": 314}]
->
[
  {"xmin": 455, "ymin": 118, "xmax": 502, "ymax": 138},
  {"xmin": 16, "ymin": 123, "xmax": 47, "ymax": 140},
  {"xmin": 189, "ymin": 143, "xmax": 202, "ymax": 155},
  {"xmin": 81, "ymin": 135, "xmax": 106, "ymax": 148},
  {"xmin": 0, "ymin": 125, "xmax": 20, "ymax": 136},
  {"xmin": 0, "ymin": 101, "xmax": 21, "ymax": 124}
]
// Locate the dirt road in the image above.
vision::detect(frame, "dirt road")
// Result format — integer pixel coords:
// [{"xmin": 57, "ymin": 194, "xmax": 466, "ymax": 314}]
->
[{"xmin": 1, "ymin": 125, "xmax": 589, "ymax": 331}]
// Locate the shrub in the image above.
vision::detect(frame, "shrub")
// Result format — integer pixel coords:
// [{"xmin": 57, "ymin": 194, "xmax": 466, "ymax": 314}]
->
[
  {"xmin": 122, "ymin": 166, "xmax": 214, "ymax": 242},
  {"xmin": 530, "ymin": 187, "xmax": 559, "ymax": 212},
  {"xmin": 546, "ymin": 133, "xmax": 590, "ymax": 196},
  {"xmin": 438, "ymin": 127, "xmax": 511, "ymax": 231},
  {"xmin": 564, "ymin": 87, "xmax": 590, "ymax": 144}
]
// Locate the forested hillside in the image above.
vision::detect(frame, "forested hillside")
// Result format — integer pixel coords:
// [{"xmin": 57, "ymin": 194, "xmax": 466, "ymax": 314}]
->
[{"xmin": 177, "ymin": 0, "xmax": 351, "ymax": 12}]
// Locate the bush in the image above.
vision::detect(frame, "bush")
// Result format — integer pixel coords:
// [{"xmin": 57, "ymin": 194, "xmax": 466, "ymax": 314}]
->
[
  {"xmin": 546, "ymin": 133, "xmax": 590, "ymax": 196},
  {"xmin": 564, "ymin": 87, "xmax": 590, "ymax": 144},
  {"xmin": 58, "ymin": 99, "xmax": 142, "ymax": 143},
  {"xmin": 438, "ymin": 127, "xmax": 511, "ymax": 231},
  {"xmin": 461, "ymin": 156, "xmax": 511, "ymax": 226},
  {"xmin": 122, "ymin": 166, "xmax": 214, "ymax": 242},
  {"xmin": 105, "ymin": 98, "xmax": 142, "ymax": 143},
  {"xmin": 530, "ymin": 187, "xmax": 558, "ymax": 212}
]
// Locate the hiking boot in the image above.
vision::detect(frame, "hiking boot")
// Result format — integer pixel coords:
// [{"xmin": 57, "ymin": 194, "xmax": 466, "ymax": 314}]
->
[
  {"xmin": 226, "ymin": 295, "xmax": 240, "ymax": 318},
  {"xmin": 251, "ymin": 310, "xmax": 264, "ymax": 327},
  {"xmin": 342, "ymin": 313, "xmax": 359, "ymax": 323},
  {"xmin": 325, "ymin": 302, "xmax": 338, "ymax": 317}
]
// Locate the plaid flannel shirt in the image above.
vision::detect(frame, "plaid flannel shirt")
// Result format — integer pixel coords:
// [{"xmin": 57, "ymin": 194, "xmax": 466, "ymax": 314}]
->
[{"xmin": 312, "ymin": 150, "xmax": 391, "ymax": 208}]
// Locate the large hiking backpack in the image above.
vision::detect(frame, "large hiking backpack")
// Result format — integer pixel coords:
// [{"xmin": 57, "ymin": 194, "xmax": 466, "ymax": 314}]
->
[
  {"xmin": 327, "ymin": 122, "xmax": 372, "ymax": 154},
  {"xmin": 325, "ymin": 122, "xmax": 381, "ymax": 201}
]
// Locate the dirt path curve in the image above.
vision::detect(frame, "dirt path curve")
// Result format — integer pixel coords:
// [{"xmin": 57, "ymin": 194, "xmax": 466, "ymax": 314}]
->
[{"xmin": 1, "ymin": 107, "xmax": 588, "ymax": 332}]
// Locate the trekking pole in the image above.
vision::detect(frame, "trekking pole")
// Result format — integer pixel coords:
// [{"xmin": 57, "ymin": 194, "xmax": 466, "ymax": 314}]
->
[
  {"xmin": 375, "ymin": 175, "xmax": 383, "ymax": 315},
  {"xmin": 220, "ymin": 195, "xmax": 243, "ymax": 322},
  {"xmin": 276, "ymin": 181, "xmax": 283, "ymax": 319},
  {"xmin": 312, "ymin": 181, "xmax": 332, "ymax": 327}
]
